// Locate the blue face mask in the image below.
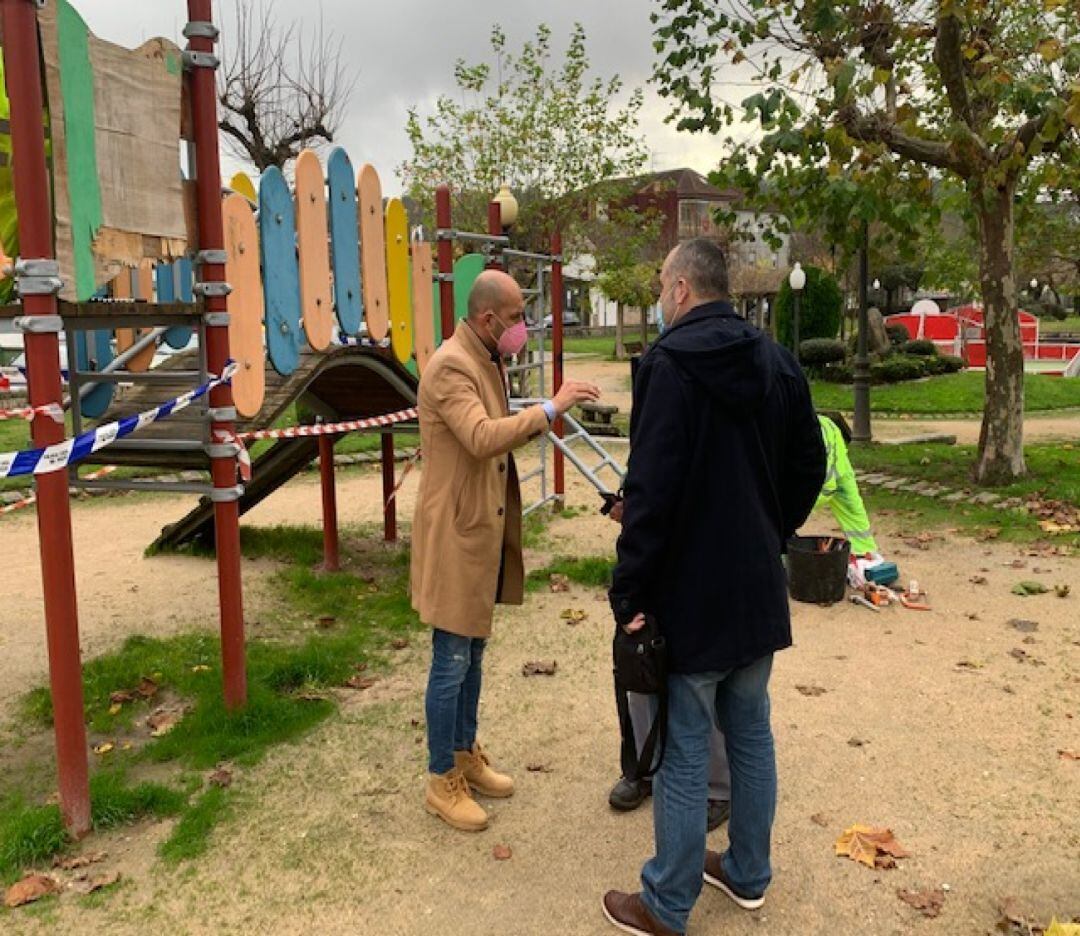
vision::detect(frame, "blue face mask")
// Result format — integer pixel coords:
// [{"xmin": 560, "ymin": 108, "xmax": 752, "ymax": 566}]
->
[{"xmin": 656, "ymin": 308, "xmax": 666, "ymax": 336}]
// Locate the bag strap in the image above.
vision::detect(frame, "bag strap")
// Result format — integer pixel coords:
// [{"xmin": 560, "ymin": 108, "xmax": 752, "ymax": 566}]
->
[{"xmin": 616, "ymin": 685, "xmax": 668, "ymax": 782}]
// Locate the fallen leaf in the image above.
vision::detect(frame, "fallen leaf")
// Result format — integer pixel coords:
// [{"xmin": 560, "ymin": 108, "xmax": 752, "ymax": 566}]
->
[
  {"xmin": 93, "ymin": 742, "xmax": 114, "ymax": 756},
  {"xmin": 391, "ymin": 637, "xmax": 410, "ymax": 649},
  {"xmin": 954, "ymin": 659, "xmax": 984, "ymax": 671},
  {"xmin": 1046, "ymin": 921, "xmax": 1080, "ymax": 936},
  {"xmin": 970, "ymin": 575, "xmax": 988, "ymax": 585},
  {"xmin": 208, "ymin": 766, "xmax": 233, "ymax": 787},
  {"xmin": 1059, "ymin": 750, "xmax": 1080, "ymax": 761},
  {"xmin": 810, "ymin": 812, "xmax": 830, "ymax": 828},
  {"xmin": 135, "ymin": 676, "xmax": 159, "ymax": 699},
  {"xmin": 68, "ymin": 870, "xmax": 121, "ymax": 896},
  {"xmin": 1006, "ymin": 559, "xmax": 1028, "ymax": 569},
  {"xmin": 559, "ymin": 608, "xmax": 588, "ymax": 624},
  {"xmin": 345, "ymin": 675, "xmax": 377, "ymax": 690},
  {"xmin": 109, "ymin": 690, "xmax": 134, "ymax": 705},
  {"xmin": 997, "ymin": 897, "xmax": 1045, "ymax": 935},
  {"xmin": 492, "ymin": 844, "xmax": 513, "ymax": 860},
  {"xmin": 897, "ymin": 886, "xmax": 945, "ymax": 918},
  {"xmin": 835, "ymin": 824, "xmax": 909, "ymax": 869},
  {"xmin": 316, "ymin": 615, "xmax": 337, "ymax": 630},
  {"xmin": 549, "ymin": 573, "xmax": 570, "ymax": 593},
  {"xmin": 108, "ymin": 702, "xmax": 122, "ymax": 716},
  {"xmin": 296, "ymin": 691, "xmax": 328, "ymax": 701},
  {"xmin": 796, "ymin": 684, "xmax": 827, "ymax": 697},
  {"xmin": 1009, "ymin": 618, "xmax": 1039, "ymax": 633},
  {"xmin": 526, "ymin": 762, "xmax": 553, "ymax": 773},
  {"xmin": 54, "ymin": 851, "xmax": 107, "ymax": 871},
  {"xmin": 522, "ymin": 660, "xmax": 558, "ymax": 677},
  {"xmin": 4, "ymin": 874, "xmax": 60, "ymax": 908},
  {"xmin": 1055, "ymin": 584, "xmax": 1070, "ymax": 598},
  {"xmin": 147, "ymin": 709, "xmax": 181, "ymax": 737},
  {"xmin": 1012, "ymin": 581, "xmax": 1049, "ymax": 596},
  {"xmin": 965, "ymin": 612, "xmax": 981, "ymax": 621},
  {"xmin": 847, "ymin": 737, "xmax": 869, "ymax": 747},
  {"xmin": 191, "ymin": 664, "xmax": 211, "ymax": 674}
]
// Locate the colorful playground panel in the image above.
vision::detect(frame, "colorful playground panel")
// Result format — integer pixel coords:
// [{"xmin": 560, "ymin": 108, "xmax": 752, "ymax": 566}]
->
[
  {"xmin": 411, "ymin": 240, "xmax": 436, "ymax": 374},
  {"xmin": 385, "ymin": 197, "xmax": 413, "ymax": 366},
  {"xmin": 156, "ymin": 261, "xmax": 193, "ymax": 350},
  {"xmin": 229, "ymin": 171, "xmax": 257, "ymax": 204},
  {"xmin": 259, "ymin": 166, "xmax": 302, "ymax": 376},
  {"xmin": 74, "ymin": 288, "xmax": 115, "ymax": 419},
  {"xmin": 294, "ymin": 149, "xmax": 334, "ymax": 352},
  {"xmin": 357, "ymin": 163, "xmax": 389, "ymax": 342},
  {"xmin": 223, "ymin": 193, "xmax": 267, "ymax": 417},
  {"xmin": 327, "ymin": 147, "xmax": 363, "ymax": 337},
  {"xmin": 453, "ymin": 253, "xmax": 485, "ymax": 322},
  {"xmin": 113, "ymin": 266, "xmax": 155, "ymax": 372}
]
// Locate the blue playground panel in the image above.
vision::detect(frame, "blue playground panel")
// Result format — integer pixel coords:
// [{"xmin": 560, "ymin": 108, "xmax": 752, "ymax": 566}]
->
[{"xmin": 259, "ymin": 166, "xmax": 303, "ymax": 376}]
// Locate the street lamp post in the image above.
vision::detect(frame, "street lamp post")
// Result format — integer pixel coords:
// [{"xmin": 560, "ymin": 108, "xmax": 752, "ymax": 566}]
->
[
  {"xmin": 789, "ymin": 262, "xmax": 806, "ymax": 363},
  {"xmin": 852, "ymin": 220, "xmax": 872, "ymax": 442}
]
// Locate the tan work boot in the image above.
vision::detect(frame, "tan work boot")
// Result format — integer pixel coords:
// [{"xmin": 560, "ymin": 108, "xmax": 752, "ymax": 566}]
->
[
  {"xmin": 454, "ymin": 742, "xmax": 514, "ymax": 798},
  {"xmin": 425, "ymin": 768, "xmax": 488, "ymax": 832}
]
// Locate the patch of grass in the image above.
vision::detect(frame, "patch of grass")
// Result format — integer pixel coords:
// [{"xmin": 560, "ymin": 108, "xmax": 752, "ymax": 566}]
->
[
  {"xmin": 811, "ymin": 371, "xmax": 1080, "ymax": 415},
  {"xmin": 1040, "ymin": 315, "xmax": 1080, "ymax": 334},
  {"xmin": 11, "ymin": 526, "xmax": 421, "ymax": 871},
  {"xmin": 157, "ymin": 786, "xmax": 231, "ymax": 863},
  {"xmin": 527, "ymin": 555, "xmax": 615, "ymax": 592},
  {"xmin": 542, "ymin": 331, "xmax": 659, "ymax": 359}
]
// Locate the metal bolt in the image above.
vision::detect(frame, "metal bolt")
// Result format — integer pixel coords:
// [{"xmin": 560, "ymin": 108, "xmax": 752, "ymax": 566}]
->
[{"xmin": 280, "ymin": 323, "xmax": 289, "ymax": 334}]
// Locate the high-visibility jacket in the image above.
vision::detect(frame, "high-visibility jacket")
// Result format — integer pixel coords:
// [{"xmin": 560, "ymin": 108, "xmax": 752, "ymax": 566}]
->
[
  {"xmin": 815, "ymin": 414, "xmax": 879, "ymax": 555},
  {"xmin": 0, "ymin": 54, "xmax": 19, "ymax": 302}
]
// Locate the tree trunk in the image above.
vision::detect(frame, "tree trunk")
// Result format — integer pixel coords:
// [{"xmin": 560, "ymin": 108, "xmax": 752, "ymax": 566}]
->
[
  {"xmin": 615, "ymin": 302, "xmax": 625, "ymax": 360},
  {"xmin": 973, "ymin": 178, "xmax": 1026, "ymax": 486},
  {"xmin": 640, "ymin": 303, "xmax": 649, "ymax": 349}
]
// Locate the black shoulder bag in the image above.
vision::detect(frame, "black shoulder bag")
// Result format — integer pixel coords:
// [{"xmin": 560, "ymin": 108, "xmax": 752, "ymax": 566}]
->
[{"xmin": 612, "ymin": 613, "xmax": 668, "ymax": 782}]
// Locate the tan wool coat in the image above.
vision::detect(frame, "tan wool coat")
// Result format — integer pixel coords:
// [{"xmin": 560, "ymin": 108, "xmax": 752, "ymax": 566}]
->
[{"xmin": 410, "ymin": 323, "xmax": 549, "ymax": 638}]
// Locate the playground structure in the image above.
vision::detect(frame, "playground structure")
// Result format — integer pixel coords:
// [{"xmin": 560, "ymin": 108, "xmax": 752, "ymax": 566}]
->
[
  {"xmin": 888, "ymin": 300, "xmax": 1080, "ymax": 376},
  {"xmin": 0, "ymin": 0, "xmax": 625, "ymax": 836}
]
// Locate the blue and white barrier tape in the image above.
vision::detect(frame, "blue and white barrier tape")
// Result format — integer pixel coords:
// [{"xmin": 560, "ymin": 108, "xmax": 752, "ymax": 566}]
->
[{"xmin": 0, "ymin": 361, "xmax": 237, "ymax": 479}]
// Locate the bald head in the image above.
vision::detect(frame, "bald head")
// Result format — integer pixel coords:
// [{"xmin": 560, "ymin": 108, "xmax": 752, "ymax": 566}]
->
[{"xmin": 467, "ymin": 269, "xmax": 522, "ymax": 321}]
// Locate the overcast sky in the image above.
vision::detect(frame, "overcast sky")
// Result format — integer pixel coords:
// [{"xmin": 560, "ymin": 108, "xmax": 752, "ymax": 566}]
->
[{"xmin": 75, "ymin": 0, "xmax": 750, "ymax": 194}]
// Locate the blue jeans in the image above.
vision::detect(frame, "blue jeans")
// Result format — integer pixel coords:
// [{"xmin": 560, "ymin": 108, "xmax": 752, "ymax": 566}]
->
[
  {"xmin": 640, "ymin": 654, "xmax": 776, "ymax": 933},
  {"xmin": 425, "ymin": 628, "xmax": 486, "ymax": 774}
]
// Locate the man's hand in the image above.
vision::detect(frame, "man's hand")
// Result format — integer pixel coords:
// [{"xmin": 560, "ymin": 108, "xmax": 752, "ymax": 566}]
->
[
  {"xmin": 609, "ymin": 498, "xmax": 624, "ymax": 523},
  {"xmin": 622, "ymin": 612, "xmax": 646, "ymax": 634},
  {"xmin": 552, "ymin": 379, "xmax": 601, "ymax": 416}
]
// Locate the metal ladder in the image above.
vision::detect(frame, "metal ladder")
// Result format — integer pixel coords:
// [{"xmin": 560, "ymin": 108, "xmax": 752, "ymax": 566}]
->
[{"xmin": 511, "ymin": 397, "xmax": 626, "ymax": 514}]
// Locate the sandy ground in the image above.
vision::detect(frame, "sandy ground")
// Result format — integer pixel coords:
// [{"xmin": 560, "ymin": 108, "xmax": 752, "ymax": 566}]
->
[{"xmin": 1, "ymin": 356, "xmax": 1078, "ymax": 934}]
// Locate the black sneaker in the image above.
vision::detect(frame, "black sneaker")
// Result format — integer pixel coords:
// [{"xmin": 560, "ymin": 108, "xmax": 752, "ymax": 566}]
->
[
  {"xmin": 706, "ymin": 799, "xmax": 731, "ymax": 832},
  {"xmin": 608, "ymin": 776, "xmax": 652, "ymax": 811},
  {"xmin": 702, "ymin": 849, "xmax": 765, "ymax": 910}
]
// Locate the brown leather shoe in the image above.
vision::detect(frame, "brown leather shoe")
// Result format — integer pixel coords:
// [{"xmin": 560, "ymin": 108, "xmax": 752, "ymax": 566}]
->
[
  {"xmin": 601, "ymin": 891, "xmax": 683, "ymax": 936},
  {"xmin": 702, "ymin": 850, "xmax": 765, "ymax": 910}
]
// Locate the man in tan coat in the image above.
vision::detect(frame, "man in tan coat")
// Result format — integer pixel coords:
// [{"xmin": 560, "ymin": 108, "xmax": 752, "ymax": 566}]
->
[{"xmin": 411, "ymin": 269, "xmax": 600, "ymax": 831}]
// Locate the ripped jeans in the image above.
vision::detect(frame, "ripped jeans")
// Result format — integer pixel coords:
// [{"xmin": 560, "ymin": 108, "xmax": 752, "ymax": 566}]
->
[{"xmin": 424, "ymin": 628, "xmax": 487, "ymax": 774}]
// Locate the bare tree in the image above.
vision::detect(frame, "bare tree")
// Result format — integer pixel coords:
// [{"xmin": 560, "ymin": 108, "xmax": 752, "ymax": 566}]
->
[{"xmin": 217, "ymin": 0, "xmax": 353, "ymax": 172}]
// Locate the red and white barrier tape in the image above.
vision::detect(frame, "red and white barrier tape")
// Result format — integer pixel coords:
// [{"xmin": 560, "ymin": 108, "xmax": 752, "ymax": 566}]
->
[
  {"xmin": 212, "ymin": 428, "xmax": 253, "ymax": 482},
  {"xmin": 0, "ymin": 401, "xmax": 65, "ymax": 423},
  {"xmin": 236, "ymin": 407, "xmax": 418, "ymax": 443},
  {"xmin": 385, "ymin": 448, "xmax": 422, "ymax": 507}
]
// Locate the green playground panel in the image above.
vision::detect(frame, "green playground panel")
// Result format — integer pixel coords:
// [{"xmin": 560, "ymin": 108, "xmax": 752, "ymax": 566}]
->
[{"xmin": 453, "ymin": 254, "xmax": 485, "ymax": 324}]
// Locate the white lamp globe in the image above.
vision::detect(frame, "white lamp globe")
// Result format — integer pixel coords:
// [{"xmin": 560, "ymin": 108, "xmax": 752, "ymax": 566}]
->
[{"xmin": 788, "ymin": 262, "xmax": 806, "ymax": 292}]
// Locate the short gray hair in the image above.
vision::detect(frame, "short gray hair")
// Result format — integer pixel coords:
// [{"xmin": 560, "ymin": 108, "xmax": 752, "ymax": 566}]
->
[{"xmin": 669, "ymin": 238, "xmax": 729, "ymax": 300}]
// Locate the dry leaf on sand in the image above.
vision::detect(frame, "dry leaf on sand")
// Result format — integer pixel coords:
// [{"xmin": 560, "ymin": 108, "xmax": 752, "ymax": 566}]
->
[
  {"xmin": 69, "ymin": 870, "xmax": 121, "ymax": 896},
  {"xmin": 548, "ymin": 574, "xmax": 570, "ymax": 593},
  {"xmin": 835, "ymin": 824, "xmax": 909, "ymax": 869},
  {"xmin": 796, "ymin": 684, "xmax": 827, "ymax": 697},
  {"xmin": 522, "ymin": 660, "xmax": 558, "ymax": 677},
  {"xmin": 492, "ymin": 844, "xmax": 513, "ymax": 860},
  {"xmin": 345, "ymin": 675, "xmax": 377, "ymax": 690},
  {"xmin": 4, "ymin": 874, "xmax": 60, "ymax": 908},
  {"xmin": 54, "ymin": 851, "xmax": 107, "ymax": 871},
  {"xmin": 897, "ymin": 886, "xmax": 945, "ymax": 918}
]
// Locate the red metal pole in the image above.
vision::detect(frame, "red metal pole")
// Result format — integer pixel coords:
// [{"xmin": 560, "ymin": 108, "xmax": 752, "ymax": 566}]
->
[
  {"xmin": 487, "ymin": 200, "xmax": 503, "ymax": 269},
  {"xmin": 435, "ymin": 185, "xmax": 454, "ymax": 340},
  {"xmin": 3, "ymin": 0, "xmax": 91, "ymax": 836},
  {"xmin": 187, "ymin": 0, "xmax": 246, "ymax": 708},
  {"xmin": 318, "ymin": 435, "xmax": 339, "ymax": 571},
  {"xmin": 381, "ymin": 433, "xmax": 397, "ymax": 542},
  {"xmin": 550, "ymin": 232, "xmax": 566, "ymax": 501}
]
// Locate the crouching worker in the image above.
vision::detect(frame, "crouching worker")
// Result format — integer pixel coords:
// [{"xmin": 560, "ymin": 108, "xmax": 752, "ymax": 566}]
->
[{"xmin": 411, "ymin": 269, "xmax": 601, "ymax": 832}]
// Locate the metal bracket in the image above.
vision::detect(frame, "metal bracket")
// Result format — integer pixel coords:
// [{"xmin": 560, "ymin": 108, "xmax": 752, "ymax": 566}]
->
[
  {"xmin": 434, "ymin": 272, "xmax": 455, "ymax": 283},
  {"xmin": 14, "ymin": 258, "xmax": 63, "ymax": 297},
  {"xmin": 182, "ymin": 50, "xmax": 219, "ymax": 71},
  {"xmin": 183, "ymin": 21, "xmax": 219, "ymax": 41},
  {"xmin": 203, "ymin": 311, "xmax": 231, "ymax": 327},
  {"xmin": 196, "ymin": 248, "xmax": 228, "ymax": 266},
  {"xmin": 551, "ymin": 254, "xmax": 564, "ymax": 264},
  {"xmin": 205, "ymin": 442, "xmax": 240, "ymax": 459},
  {"xmin": 207, "ymin": 406, "xmax": 237, "ymax": 422},
  {"xmin": 193, "ymin": 281, "xmax": 232, "ymax": 298},
  {"xmin": 14, "ymin": 314, "xmax": 64, "ymax": 334},
  {"xmin": 435, "ymin": 228, "xmax": 457, "ymax": 241},
  {"xmin": 209, "ymin": 485, "xmax": 244, "ymax": 503}
]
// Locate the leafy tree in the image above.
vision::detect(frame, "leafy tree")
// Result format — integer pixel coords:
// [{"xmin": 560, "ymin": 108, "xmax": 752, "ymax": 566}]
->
[
  {"xmin": 653, "ymin": 0, "xmax": 1080, "ymax": 485},
  {"xmin": 399, "ymin": 23, "xmax": 648, "ymax": 251},
  {"xmin": 774, "ymin": 264, "xmax": 843, "ymax": 348}
]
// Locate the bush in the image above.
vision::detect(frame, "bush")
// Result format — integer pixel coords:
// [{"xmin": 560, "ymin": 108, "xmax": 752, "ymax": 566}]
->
[
  {"xmin": 902, "ymin": 339, "xmax": 938, "ymax": 357},
  {"xmin": 820, "ymin": 362, "xmax": 853, "ymax": 383},
  {"xmin": 926, "ymin": 353, "xmax": 965, "ymax": 375},
  {"xmin": 885, "ymin": 323, "xmax": 910, "ymax": 347},
  {"xmin": 871, "ymin": 354, "xmax": 929, "ymax": 383},
  {"xmin": 799, "ymin": 338, "xmax": 846, "ymax": 366},
  {"xmin": 775, "ymin": 265, "xmax": 843, "ymax": 348}
]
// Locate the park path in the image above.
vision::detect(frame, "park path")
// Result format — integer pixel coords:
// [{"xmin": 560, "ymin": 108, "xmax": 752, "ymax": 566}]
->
[{"xmin": 2, "ymin": 462, "xmax": 1078, "ymax": 934}]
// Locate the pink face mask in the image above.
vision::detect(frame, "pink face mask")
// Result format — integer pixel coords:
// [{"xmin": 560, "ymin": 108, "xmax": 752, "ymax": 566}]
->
[{"xmin": 495, "ymin": 318, "xmax": 528, "ymax": 357}]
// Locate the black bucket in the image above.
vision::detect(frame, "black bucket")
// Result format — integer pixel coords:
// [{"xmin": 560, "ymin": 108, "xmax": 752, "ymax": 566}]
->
[{"xmin": 786, "ymin": 535, "xmax": 851, "ymax": 604}]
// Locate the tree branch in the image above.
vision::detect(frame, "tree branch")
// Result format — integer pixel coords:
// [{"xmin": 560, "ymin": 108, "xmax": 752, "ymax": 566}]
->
[
  {"xmin": 933, "ymin": 13, "xmax": 973, "ymax": 128},
  {"xmin": 838, "ymin": 107, "xmax": 964, "ymax": 174}
]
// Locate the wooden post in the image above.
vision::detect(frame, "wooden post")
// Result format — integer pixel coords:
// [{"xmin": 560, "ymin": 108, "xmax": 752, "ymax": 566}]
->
[
  {"xmin": 436, "ymin": 186, "xmax": 454, "ymax": 340},
  {"xmin": 381, "ymin": 433, "xmax": 397, "ymax": 542},
  {"xmin": 3, "ymin": 0, "xmax": 90, "ymax": 836},
  {"xmin": 551, "ymin": 232, "xmax": 565, "ymax": 501},
  {"xmin": 318, "ymin": 435, "xmax": 339, "ymax": 571}
]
